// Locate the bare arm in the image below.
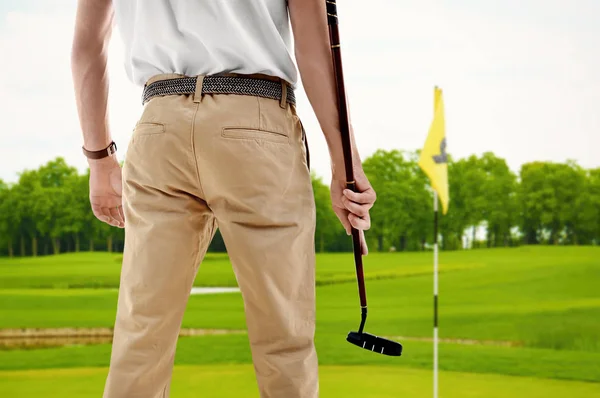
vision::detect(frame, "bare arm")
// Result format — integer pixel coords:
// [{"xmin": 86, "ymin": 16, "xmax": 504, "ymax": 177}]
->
[
  {"xmin": 71, "ymin": 0, "xmax": 124, "ymax": 229},
  {"xmin": 71, "ymin": 0, "xmax": 115, "ymax": 163},
  {"xmin": 289, "ymin": 0, "xmax": 375, "ymax": 254},
  {"xmin": 288, "ymin": 0, "xmax": 362, "ymax": 180}
]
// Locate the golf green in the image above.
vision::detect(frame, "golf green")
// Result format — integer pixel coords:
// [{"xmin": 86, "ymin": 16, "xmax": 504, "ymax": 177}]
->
[
  {"xmin": 1, "ymin": 246, "xmax": 598, "ymax": 352},
  {"xmin": 1, "ymin": 364, "xmax": 599, "ymax": 398},
  {"xmin": 1, "ymin": 246, "xmax": 599, "ymax": 395}
]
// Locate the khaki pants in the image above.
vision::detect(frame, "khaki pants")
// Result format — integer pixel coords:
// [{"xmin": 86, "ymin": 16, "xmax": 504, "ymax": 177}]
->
[{"xmin": 103, "ymin": 73, "xmax": 318, "ymax": 398}]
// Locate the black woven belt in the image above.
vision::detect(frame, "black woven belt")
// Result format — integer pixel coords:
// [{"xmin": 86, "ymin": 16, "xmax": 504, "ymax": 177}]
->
[{"xmin": 142, "ymin": 75, "xmax": 296, "ymax": 106}]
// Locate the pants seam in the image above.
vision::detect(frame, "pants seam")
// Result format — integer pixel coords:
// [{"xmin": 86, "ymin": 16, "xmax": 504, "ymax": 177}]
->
[{"xmin": 189, "ymin": 102, "xmax": 205, "ymax": 197}]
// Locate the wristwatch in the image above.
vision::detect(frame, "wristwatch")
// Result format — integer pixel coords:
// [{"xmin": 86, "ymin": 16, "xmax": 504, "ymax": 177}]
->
[{"xmin": 82, "ymin": 141, "xmax": 117, "ymax": 160}]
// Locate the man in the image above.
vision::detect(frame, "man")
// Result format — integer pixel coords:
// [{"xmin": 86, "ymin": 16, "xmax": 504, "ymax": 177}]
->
[{"xmin": 71, "ymin": 1, "xmax": 376, "ymax": 397}]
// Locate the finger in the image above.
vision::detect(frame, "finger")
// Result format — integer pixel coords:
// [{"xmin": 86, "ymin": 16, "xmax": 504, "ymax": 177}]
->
[
  {"xmin": 109, "ymin": 206, "xmax": 124, "ymax": 228},
  {"xmin": 95, "ymin": 213, "xmax": 111, "ymax": 224},
  {"xmin": 91, "ymin": 203, "xmax": 110, "ymax": 224},
  {"xmin": 348, "ymin": 213, "xmax": 370, "ymax": 230},
  {"xmin": 101, "ymin": 207, "xmax": 119, "ymax": 227},
  {"xmin": 110, "ymin": 205, "xmax": 124, "ymax": 224},
  {"xmin": 333, "ymin": 206, "xmax": 352, "ymax": 235},
  {"xmin": 343, "ymin": 188, "xmax": 376, "ymax": 205},
  {"xmin": 342, "ymin": 196, "xmax": 370, "ymax": 218},
  {"xmin": 117, "ymin": 205, "xmax": 125, "ymax": 223}
]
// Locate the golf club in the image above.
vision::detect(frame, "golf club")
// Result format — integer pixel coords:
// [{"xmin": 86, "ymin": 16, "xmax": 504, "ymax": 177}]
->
[{"xmin": 326, "ymin": 0, "xmax": 403, "ymax": 357}]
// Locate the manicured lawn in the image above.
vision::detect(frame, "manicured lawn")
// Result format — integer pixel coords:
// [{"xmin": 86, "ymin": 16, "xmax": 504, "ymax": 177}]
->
[
  {"xmin": 3, "ymin": 245, "xmax": 596, "ymax": 290},
  {"xmin": 1, "ymin": 246, "xmax": 599, "ymax": 394},
  {"xmin": 1, "ymin": 246, "xmax": 599, "ymax": 352},
  {"xmin": 0, "ymin": 250, "xmax": 482, "ymax": 289},
  {"xmin": 0, "ymin": 252, "xmax": 236, "ymax": 289},
  {"xmin": 1, "ymin": 364, "xmax": 599, "ymax": 398},
  {"xmin": 0, "ymin": 334, "xmax": 599, "ymax": 383}
]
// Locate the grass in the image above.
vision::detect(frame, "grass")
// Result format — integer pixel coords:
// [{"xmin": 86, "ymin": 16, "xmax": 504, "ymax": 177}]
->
[
  {"xmin": 1, "ymin": 364, "xmax": 599, "ymax": 398},
  {"xmin": 1, "ymin": 246, "xmax": 599, "ymax": 352},
  {"xmin": 0, "ymin": 334, "xmax": 599, "ymax": 382},
  {"xmin": 0, "ymin": 252, "xmax": 240, "ymax": 289},
  {"xmin": 1, "ymin": 283, "xmax": 599, "ymax": 351},
  {"xmin": 0, "ymin": 246, "xmax": 599, "ymax": 393},
  {"xmin": 7, "ymin": 244, "xmax": 594, "ymax": 290},
  {"xmin": 0, "ymin": 250, "xmax": 483, "ymax": 289}
]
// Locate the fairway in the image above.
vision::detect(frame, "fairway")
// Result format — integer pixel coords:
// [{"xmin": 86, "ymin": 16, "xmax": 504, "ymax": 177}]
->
[
  {"xmin": 1, "ymin": 247, "xmax": 598, "ymax": 351},
  {"xmin": 2, "ymin": 365, "xmax": 599, "ymax": 398},
  {"xmin": 2, "ymin": 335, "xmax": 599, "ymax": 382},
  {"xmin": 0, "ymin": 246, "xmax": 599, "ymax": 396}
]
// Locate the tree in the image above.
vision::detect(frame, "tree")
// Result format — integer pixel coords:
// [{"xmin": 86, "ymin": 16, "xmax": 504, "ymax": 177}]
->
[
  {"xmin": 519, "ymin": 162, "xmax": 555, "ymax": 244},
  {"xmin": 37, "ymin": 158, "xmax": 78, "ymax": 188},
  {"xmin": 478, "ymin": 152, "xmax": 518, "ymax": 247},
  {"xmin": 0, "ymin": 181, "xmax": 16, "ymax": 256},
  {"xmin": 405, "ymin": 151, "xmax": 434, "ymax": 251},
  {"xmin": 589, "ymin": 168, "xmax": 600, "ymax": 244},
  {"xmin": 361, "ymin": 149, "xmax": 434, "ymax": 252},
  {"xmin": 364, "ymin": 150, "xmax": 411, "ymax": 251},
  {"xmin": 459, "ymin": 155, "xmax": 487, "ymax": 247},
  {"xmin": 35, "ymin": 186, "xmax": 71, "ymax": 254},
  {"xmin": 0, "ymin": 154, "xmax": 598, "ymax": 258},
  {"xmin": 567, "ymin": 166, "xmax": 599, "ymax": 245},
  {"xmin": 311, "ymin": 173, "xmax": 339, "ymax": 252},
  {"xmin": 65, "ymin": 172, "xmax": 91, "ymax": 252},
  {"xmin": 13, "ymin": 170, "xmax": 44, "ymax": 256},
  {"xmin": 519, "ymin": 161, "xmax": 594, "ymax": 245},
  {"xmin": 438, "ymin": 155, "xmax": 472, "ymax": 250},
  {"xmin": 34, "ymin": 158, "xmax": 79, "ymax": 254}
]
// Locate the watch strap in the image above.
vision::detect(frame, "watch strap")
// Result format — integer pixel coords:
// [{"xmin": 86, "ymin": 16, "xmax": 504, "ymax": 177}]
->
[{"xmin": 82, "ymin": 141, "xmax": 117, "ymax": 160}]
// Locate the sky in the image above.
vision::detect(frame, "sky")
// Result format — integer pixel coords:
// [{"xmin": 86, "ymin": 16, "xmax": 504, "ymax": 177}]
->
[{"xmin": 0, "ymin": 0, "xmax": 599, "ymax": 184}]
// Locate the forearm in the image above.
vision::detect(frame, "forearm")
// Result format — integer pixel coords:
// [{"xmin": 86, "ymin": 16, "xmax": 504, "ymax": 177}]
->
[
  {"xmin": 288, "ymin": 0, "xmax": 362, "ymax": 179},
  {"xmin": 71, "ymin": 50, "xmax": 111, "ymax": 152},
  {"xmin": 70, "ymin": 0, "xmax": 114, "ymax": 157}
]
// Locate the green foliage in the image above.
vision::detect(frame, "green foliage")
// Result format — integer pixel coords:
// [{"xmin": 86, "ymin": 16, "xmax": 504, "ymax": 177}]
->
[
  {"xmin": 479, "ymin": 153, "xmax": 518, "ymax": 247},
  {"xmin": 0, "ymin": 153, "xmax": 598, "ymax": 257},
  {"xmin": 363, "ymin": 150, "xmax": 433, "ymax": 252},
  {"xmin": 311, "ymin": 173, "xmax": 341, "ymax": 252},
  {"xmin": 519, "ymin": 161, "xmax": 598, "ymax": 245}
]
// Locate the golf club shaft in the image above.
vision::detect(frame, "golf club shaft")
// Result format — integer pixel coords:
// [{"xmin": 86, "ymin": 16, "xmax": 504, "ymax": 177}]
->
[{"xmin": 326, "ymin": 0, "xmax": 367, "ymax": 310}]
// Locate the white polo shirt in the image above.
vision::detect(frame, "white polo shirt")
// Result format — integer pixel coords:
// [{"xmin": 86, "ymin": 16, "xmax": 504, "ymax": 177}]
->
[{"xmin": 112, "ymin": 0, "xmax": 298, "ymax": 87}]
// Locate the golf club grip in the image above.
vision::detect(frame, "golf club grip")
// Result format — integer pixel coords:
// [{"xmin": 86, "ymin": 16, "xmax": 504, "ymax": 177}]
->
[
  {"xmin": 326, "ymin": 1, "xmax": 338, "ymax": 26},
  {"xmin": 326, "ymin": 1, "xmax": 368, "ymax": 309},
  {"xmin": 327, "ymin": 12, "xmax": 355, "ymax": 188}
]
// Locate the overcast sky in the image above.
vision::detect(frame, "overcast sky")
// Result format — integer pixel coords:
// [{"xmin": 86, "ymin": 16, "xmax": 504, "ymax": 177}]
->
[{"xmin": 0, "ymin": 0, "xmax": 598, "ymax": 184}]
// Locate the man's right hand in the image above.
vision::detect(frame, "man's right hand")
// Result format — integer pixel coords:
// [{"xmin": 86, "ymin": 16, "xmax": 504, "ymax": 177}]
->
[{"xmin": 330, "ymin": 167, "xmax": 376, "ymax": 255}]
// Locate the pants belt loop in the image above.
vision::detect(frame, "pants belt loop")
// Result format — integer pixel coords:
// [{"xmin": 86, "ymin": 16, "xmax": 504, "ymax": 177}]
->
[
  {"xmin": 280, "ymin": 80, "xmax": 287, "ymax": 109},
  {"xmin": 193, "ymin": 75, "xmax": 205, "ymax": 103}
]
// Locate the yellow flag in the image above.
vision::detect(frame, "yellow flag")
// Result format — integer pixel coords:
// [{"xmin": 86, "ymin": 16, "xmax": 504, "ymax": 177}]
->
[{"xmin": 419, "ymin": 86, "xmax": 449, "ymax": 214}]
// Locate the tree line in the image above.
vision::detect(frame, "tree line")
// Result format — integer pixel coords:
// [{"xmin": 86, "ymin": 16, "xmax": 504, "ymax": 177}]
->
[
  {"xmin": 313, "ymin": 150, "xmax": 599, "ymax": 251},
  {"xmin": 0, "ymin": 151, "xmax": 598, "ymax": 257}
]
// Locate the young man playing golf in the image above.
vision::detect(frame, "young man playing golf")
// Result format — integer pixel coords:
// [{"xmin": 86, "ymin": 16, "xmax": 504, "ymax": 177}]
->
[{"xmin": 71, "ymin": 0, "xmax": 376, "ymax": 397}]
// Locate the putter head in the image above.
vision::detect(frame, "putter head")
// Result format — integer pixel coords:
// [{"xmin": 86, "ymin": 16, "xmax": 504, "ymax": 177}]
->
[{"xmin": 347, "ymin": 331, "xmax": 403, "ymax": 356}]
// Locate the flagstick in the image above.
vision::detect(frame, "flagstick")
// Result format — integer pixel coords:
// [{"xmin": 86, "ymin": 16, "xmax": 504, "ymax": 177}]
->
[{"xmin": 433, "ymin": 191, "xmax": 439, "ymax": 398}]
